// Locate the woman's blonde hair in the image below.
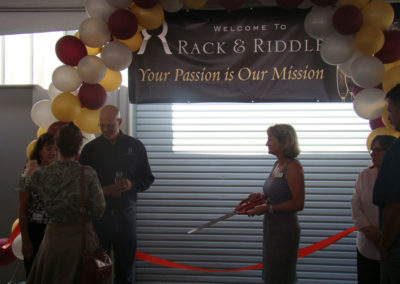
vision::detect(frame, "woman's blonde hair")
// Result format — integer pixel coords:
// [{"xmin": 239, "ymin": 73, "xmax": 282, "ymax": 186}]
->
[{"xmin": 267, "ymin": 124, "xmax": 300, "ymax": 158}]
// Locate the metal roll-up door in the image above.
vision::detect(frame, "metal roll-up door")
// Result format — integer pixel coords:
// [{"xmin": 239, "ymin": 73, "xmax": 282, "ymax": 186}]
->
[{"xmin": 134, "ymin": 102, "xmax": 370, "ymax": 284}]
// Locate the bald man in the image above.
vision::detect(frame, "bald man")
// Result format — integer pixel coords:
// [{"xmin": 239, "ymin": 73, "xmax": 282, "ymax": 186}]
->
[{"xmin": 80, "ymin": 105, "xmax": 154, "ymax": 284}]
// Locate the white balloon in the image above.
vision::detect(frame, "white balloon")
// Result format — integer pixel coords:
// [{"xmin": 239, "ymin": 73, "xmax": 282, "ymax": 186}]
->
[
  {"xmin": 48, "ymin": 83, "xmax": 62, "ymax": 100},
  {"xmin": 11, "ymin": 234, "xmax": 23, "ymax": 260},
  {"xmin": 320, "ymin": 32, "xmax": 355, "ymax": 65},
  {"xmin": 79, "ymin": 18, "xmax": 111, "ymax": 48},
  {"xmin": 350, "ymin": 55, "xmax": 385, "ymax": 88},
  {"xmin": 353, "ymin": 88, "xmax": 386, "ymax": 120},
  {"xmin": 338, "ymin": 51, "xmax": 362, "ymax": 78},
  {"xmin": 161, "ymin": 0, "xmax": 184, "ymax": 12},
  {"xmin": 78, "ymin": 55, "xmax": 107, "ymax": 84},
  {"xmin": 52, "ymin": 65, "xmax": 82, "ymax": 92},
  {"xmin": 85, "ymin": 0, "xmax": 116, "ymax": 21},
  {"xmin": 31, "ymin": 100, "xmax": 58, "ymax": 128},
  {"xmin": 304, "ymin": 6, "xmax": 335, "ymax": 40},
  {"xmin": 101, "ymin": 41, "xmax": 132, "ymax": 71},
  {"xmin": 106, "ymin": 0, "xmax": 132, "ymax": 9}
]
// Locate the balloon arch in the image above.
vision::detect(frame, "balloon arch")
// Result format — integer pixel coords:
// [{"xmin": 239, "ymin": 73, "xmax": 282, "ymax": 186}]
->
[
  {"xmin": 2, "ymin": 0, "xmax": 400, "ymax": 267},
  {"xmin": 28, "ymin": 0, "xmax": 400, "ymax": 156}
]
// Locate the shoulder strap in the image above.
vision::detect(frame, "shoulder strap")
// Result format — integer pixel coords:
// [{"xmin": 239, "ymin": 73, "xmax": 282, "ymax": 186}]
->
[{"xmin": 282, "ymin": 159, "xmax": 297, "ymax": 174}]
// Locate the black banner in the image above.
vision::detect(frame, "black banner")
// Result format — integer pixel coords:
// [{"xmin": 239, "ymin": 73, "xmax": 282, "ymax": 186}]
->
[{"xmin": 128, "ymin": 7, "xmax": 339, "ymax": 104}]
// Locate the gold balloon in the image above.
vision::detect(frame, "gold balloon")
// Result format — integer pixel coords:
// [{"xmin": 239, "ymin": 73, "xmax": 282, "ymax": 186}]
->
[
  {"xmin": 73, "ymin": 108, "xmax": 101, "ymax": 134},
  {"xmin": 384, "ymin": 60, "xmax": 400, "ymax": 72},
  {"xmin": 381, "ymin": 104, "xmax": 395, "ymax": 130},
  {"xmin": 51, "ymin": 92, "xmax": 82, "ymax": 122},
  {"xmin": 11, "ymin": 218, "xmax": 19, "ymax": 232},
  {"xmin": 115, "ymin": 31, "xmax": 143, "ymax": 52},
  {"xmin": 26, "ymin": 139, "xmax": 37, "ymax": 159},
  {"xmin": 339, "ymin": 0, "xmax": 368, "ymax": 9},
  {"xmin": 354, "ymin": 25, "xmax": 384, "ymax": 55},
  {"xmin": 85, "ymin": 45, "xmax": 102, "ymax": 56},
  {"xmin": 382, "ymin": 66, "xmax": 400, "ymax": 94},
  {"xmin": 366, "ymin": 127, "xmax": 400, "ymax": 150},
  {"xmin": 184, "ymin": 0, "xmax": 207, "ymax": 9},
  {"xmin": 75, "ymin": 32, "xmax": 101, "ymax": 55},
  {"xmin": 99, "ymin": 68, "xmax": 122, "ymax": 92},
  {"xmin": 129, "ymin": 4, "xmax": 164, "ymax": 30},
  {"xmin": 362, "ymin": 0, "xmax": 394, "ymax": 30},
  {"xmin": 36, "ymin": 127, "xmax": 47, "ymax": 138}
]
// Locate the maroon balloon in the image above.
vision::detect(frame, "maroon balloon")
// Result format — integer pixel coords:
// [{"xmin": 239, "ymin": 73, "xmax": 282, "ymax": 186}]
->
[
  {"xmin": 219, "ymin": 0, "xmax": 244, "ymax": 10},
  {"xmin": 108, "ymin": 9, "xmax": 138, "ymax": 40},
  {"xmin": 78, "ymin": 83, "xmax": 107, "ymax": 110},
  {"xmin": 375, "ymin": 30, "xmax": 400, "ymax": 64},
  {"xmin": 369, "ymin": 117, "xmax": 385, "ymax": 130},
  {"xmin": 276, "ymin": 0, "xmax": 304, "ymax": 9},
  {"xmin": 47, "ymin": 121, "xmax": 68, "ymax": 134},
  {"xmin": 134, "ymin": 0, "xmax": 159, "ymax": 9},
  {"xmin": 310, "ymin": 0, "xmax": 337, "ymax": 6},
  {"xmin": 0, "ymin": 238, "xmax": 16, "ymax": 266},
  {"xmin": 55, "ymin": 35, "xmax": 87, "ymax": 66},
  {"xmin": 352, "ymin": 85, "xmax": 364, "ymax": 96},
  {"xmin": 333, "ymin": 5, "xmax": 362, "ymax": 35}
]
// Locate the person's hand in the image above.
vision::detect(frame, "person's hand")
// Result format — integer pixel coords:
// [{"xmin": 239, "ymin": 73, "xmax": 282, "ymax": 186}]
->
[
  {"xmin": 361, "ymin": 226, "xmax": 380, "ymax": 243},
  {"xmin": 247, "ymin": 192, "xmax": 264, "ymax": 202},
  {"xmin": 115, "ymin": 179, "xmax": 131, "ymax": 192},
  {"xmin": 22, "ymin": 238, "xmax": 33, "ymax": 259},
  {"xmin": 23, "ymin": 160, "xmax": 39, "ymax": 176},
  {"xmin": 247, "ymin": 204, "xmax": 267, "ymax": 216},
  {"xmin": 103, "ymin": 184, "xmax": 122, "ymax": 197}
]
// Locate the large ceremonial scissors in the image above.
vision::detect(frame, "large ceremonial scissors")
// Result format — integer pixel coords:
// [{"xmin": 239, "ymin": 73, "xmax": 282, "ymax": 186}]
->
[{"xmin": 187, "ymin": 196, "xmax": 266, "ymax": 234}]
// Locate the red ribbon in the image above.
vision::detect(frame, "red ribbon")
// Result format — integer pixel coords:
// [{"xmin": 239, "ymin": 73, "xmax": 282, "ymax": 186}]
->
[
  {"xmin": 1, "ymin": 224, "xmax": 356, "ymax": 271},
  {"xmin": 136, "ymin": 226, "xmax": 357, "ymax": 272},
  {"xmin": 1, "ymin": 223, "xmax": 20, "ymax": 250}
]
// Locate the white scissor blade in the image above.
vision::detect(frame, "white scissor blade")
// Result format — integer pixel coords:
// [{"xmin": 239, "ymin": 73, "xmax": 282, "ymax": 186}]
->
[{"xmin": 187, "ymin": 211, "xmax": 236, "ymax": 234}]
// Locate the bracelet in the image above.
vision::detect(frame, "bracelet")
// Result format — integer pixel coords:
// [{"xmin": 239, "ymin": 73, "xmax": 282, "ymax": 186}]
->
[{"xmin": 269, "ymin": 205, "xmax": 273, "ymax": 214}]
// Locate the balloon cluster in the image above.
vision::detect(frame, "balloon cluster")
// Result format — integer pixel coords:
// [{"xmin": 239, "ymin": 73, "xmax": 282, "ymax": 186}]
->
[
  {"xmin": 302, "ymin": 0, "xmax": 400, "ymax": 148},
  {"xmin": 26, "ymin": 0, "xmax": 251, "ymax": 155}
]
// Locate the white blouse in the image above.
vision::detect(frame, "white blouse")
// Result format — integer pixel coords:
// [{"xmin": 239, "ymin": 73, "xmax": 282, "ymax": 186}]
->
[{"xmin": 351, "ymin": 167, "xmax": 380, "ymax": 260}]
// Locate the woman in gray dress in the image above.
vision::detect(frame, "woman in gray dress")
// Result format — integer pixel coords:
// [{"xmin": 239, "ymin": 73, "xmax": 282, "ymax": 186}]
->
[{"xmin": 247, "ymin": 124, "xmax": 305, "ymax": 284}]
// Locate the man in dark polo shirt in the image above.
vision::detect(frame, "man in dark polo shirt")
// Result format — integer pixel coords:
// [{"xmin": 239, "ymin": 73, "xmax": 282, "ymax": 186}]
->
[{"xmin": 80, "ymin": 105, "xmax": 154, "ymax": 284}]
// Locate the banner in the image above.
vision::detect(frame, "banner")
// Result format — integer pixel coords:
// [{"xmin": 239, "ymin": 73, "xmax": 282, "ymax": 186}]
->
[{"xmin": 129, "ymin": 7, "xmax": 340, "ymax": 104}]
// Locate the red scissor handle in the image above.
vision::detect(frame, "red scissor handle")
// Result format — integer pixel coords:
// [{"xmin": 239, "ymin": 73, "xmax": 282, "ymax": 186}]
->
[{"xmin": 235, "ymin": 196, "xmax": 266, "ymax": 214}]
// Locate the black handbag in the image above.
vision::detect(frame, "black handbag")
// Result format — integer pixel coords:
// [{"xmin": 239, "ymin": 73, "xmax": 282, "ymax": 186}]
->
[{"xmin": 81, "ymin": 166, "xmax": 112, "ymax": 284}]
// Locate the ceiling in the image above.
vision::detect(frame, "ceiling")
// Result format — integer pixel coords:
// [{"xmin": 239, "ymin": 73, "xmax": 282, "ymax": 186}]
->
[{"xmin": 0, "ymin": 0, "xmax": 395, "ymax": 11}]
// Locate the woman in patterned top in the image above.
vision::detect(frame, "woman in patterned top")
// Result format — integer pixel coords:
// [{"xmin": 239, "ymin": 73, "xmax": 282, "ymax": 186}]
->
[
  {"xmin": 20, "ymin": 123, "xmax": 106, "ymax": 284},
  {"xmin": 19, "ymin": 132, "xmax": 56, "ymax": 276}
]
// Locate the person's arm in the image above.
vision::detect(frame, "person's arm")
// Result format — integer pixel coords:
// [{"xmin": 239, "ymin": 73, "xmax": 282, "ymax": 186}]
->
[
  {"xmin": 18, "ymin": 191, "xmax": 33, "ymax": 259},
  {"xmin": 85, "ymin": 168, "xmax": 106, "ymax": 220},
  {"xmin": 381, "ymin": 201, "xmax": 400, "ymax": 257},
  {"xmin": 351, "ymin": 171, "xmax": 380, "ymax": 245},
  {"xmin": 249, "ymin": 161, "xmax": 305, "ymax": 216},
  {"xmin": 125, "ymin": 142, "xmax": 154, "ymax": 195}
]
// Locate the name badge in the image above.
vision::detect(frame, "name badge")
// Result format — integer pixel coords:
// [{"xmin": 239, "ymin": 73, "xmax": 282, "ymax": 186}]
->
[{"xmin": 274, "ymin": 172, "xmax": 283, "ymax": 178}]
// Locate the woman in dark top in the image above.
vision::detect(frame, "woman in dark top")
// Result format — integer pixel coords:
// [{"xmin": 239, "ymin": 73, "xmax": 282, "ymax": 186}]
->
[
  {"xmin": 18, "ymin": 132, "xmax": 56, "ymax": 276},
  {"xmin": 247, "ymin": 124, "xmax": 305, "ymax": 284}
]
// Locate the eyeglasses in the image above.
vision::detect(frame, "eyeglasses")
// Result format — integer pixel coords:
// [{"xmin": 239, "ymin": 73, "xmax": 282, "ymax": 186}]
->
[{"xmin": 369, "ymin": 147, "xmax": 385, "ymax": 154}]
